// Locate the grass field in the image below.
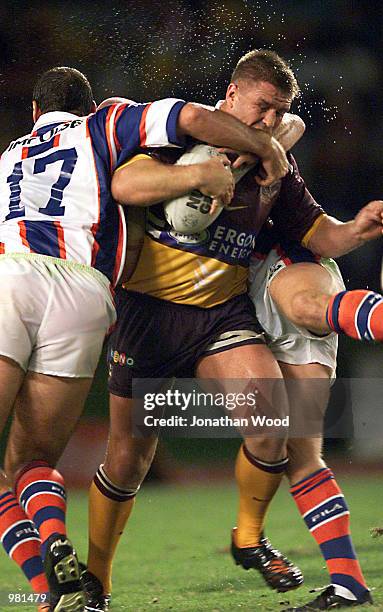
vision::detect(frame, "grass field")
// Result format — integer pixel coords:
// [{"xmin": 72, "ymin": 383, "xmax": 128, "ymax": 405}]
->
[{"xmin": 0, "ymin": 476, "xmax": 382, "ymax": 611}]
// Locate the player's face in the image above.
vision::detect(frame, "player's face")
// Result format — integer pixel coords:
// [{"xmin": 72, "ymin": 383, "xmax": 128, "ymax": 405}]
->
[{"xmin": 225, "ymin": 80, "xmax": 292, "ymax": 134}]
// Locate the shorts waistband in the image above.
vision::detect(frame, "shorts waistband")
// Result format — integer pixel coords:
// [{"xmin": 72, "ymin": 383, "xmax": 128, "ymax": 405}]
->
[
  {"xmin": 0, "ymin": 253, "xmax": 110, "ymax": 288},
  {"xmin": 119, "ymin": 288, "xmax": 248, "ymax": 312}
]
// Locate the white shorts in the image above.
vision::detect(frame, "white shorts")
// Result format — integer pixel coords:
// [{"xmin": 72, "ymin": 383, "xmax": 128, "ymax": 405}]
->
[
  {"xmin": 0, "ymin": 254, "xmax": 116, "ymax": 377},
  {"xmin": 248, "ymin": 251, "xmax": 345, "ymax": 378}
]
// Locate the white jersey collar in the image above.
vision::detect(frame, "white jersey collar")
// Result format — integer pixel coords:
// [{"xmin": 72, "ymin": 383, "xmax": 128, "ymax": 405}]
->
[{"xmin": 33, "ymin": 111, "xmax": 83, "ymax": 130}]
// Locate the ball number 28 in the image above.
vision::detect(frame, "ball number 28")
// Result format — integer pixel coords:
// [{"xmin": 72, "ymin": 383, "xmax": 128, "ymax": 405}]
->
[{"xmin": 6, "ymin": 143, "xmax": 78, "ymax": 220}]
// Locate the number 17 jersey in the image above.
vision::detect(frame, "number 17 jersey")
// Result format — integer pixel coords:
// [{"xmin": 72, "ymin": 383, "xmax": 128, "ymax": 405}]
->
[{"xmin": 0, "ymin": 99, "xmax": 186, "ymax": 285}]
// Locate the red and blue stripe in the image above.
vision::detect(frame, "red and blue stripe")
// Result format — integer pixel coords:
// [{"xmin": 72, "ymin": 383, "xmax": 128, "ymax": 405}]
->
[{"xmin": 291, "ymin": 468, "xmax": 368, "ymax": 599}]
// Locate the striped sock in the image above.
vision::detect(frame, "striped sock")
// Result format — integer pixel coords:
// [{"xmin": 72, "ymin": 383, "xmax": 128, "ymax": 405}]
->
[
  {"xmin": 15, "ymin": 461, "xmax": 67, "ymax": 560},
  {"xmin": 291, "ymin": 468, "xmax": 368, "ymax": 600},
  {"xmin": 326, "ymin": 290, "xmax": 383, "ymax": 341},
  {"xmin": 88, "ymin": 465, "xmax": 137, "ymax": 594},
  {"xmin": 234, "ymin": 445, "xmax": 288, "ymax": 548},
  {"xmin": 0, "ymin": 491, "xmax": 48, "ymax": 594}
]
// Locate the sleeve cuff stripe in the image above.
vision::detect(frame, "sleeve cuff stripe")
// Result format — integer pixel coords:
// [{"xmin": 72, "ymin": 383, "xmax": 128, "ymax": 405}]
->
[
  {"xmin": 115, "ymin": 154, "xmax": 152, "ymax": 173},
  {"xmin": 301, "ymin": 214, "xmax": 327, "ymax": 247}
]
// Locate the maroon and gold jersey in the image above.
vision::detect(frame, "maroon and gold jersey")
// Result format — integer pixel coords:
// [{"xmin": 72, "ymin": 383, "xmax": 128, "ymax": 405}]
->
[{"xmin": 125, "ymin": 152, "xmax": 326, "ymax": 307}]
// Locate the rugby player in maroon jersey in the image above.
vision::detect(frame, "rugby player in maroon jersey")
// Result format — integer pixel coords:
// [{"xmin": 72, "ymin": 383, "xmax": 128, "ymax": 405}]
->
[{"xmin": 78, "ymin": 51, "xmax": 382, "ymax": 610}]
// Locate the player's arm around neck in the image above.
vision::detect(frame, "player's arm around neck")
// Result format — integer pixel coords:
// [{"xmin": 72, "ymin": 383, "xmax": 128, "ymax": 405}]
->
[
  {"xmin": 112, "ymin": 155, "xmax": 233, "ymax": 207},
  {"xmin": 306, "ymin": 200, "xmax": 383, "ymax": 257},
  {"xmin": 177, "ymin": 103, "xmax": 289, "ymax": 186}
]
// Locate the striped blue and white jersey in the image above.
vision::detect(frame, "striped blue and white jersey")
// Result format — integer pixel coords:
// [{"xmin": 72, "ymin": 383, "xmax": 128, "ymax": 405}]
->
[{"xmin": 0, "ymin": 98, "xmax": 186, "ymax": 285}]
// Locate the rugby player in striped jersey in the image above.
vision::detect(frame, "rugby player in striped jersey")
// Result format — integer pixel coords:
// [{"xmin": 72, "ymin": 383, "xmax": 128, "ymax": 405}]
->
[{"xmin": 0, "ymin": 65, "xmax": 290, "ymax": 611}]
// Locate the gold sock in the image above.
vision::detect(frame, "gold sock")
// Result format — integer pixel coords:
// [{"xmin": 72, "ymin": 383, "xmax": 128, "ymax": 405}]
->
[
  {"xmin": 234, "ymin": 445, "xmax": 287, "ymax": 548},
  {"xmin": 87, "ymin": 468, "xmax": 136, "ymax": 594}
]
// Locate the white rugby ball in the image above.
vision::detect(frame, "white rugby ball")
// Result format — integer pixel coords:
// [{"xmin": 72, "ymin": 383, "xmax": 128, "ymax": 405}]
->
[{"xmin": 163, "ymin": 144, "xmax": 224, "ymax": 234}]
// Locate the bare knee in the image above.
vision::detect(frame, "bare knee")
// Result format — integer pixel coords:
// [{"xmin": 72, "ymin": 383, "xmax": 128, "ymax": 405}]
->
[
  {"xmin": 288, "ymin": 291, "xmax": 330, "ymax": 333},
  {"xmin": 104, "ymin": 435, "xmax": 158, "ymax": 489}
]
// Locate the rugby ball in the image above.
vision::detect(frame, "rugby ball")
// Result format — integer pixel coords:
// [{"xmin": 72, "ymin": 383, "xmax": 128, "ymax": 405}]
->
[{"xmin": 163, "ymin": 144, "xmax": 225, "ymax": 234}]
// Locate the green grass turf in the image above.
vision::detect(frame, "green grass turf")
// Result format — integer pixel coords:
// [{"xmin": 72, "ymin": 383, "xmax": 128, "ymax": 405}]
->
[{"xmin": 0, "ymin": 476, "xmax": 382, "ymax": 611}]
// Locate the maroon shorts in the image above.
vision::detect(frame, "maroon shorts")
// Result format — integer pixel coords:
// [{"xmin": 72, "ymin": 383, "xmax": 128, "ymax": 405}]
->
[{"xmin": 108, "ymin": 289, "xmax": 264, "ymax": 398}]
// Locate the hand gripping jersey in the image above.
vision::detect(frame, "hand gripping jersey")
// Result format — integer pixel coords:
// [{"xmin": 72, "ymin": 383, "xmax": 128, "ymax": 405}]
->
[
  {"xmin": 0, "ymin": 99, "xmax": 186, "ymax": 286},
  {"xmin": 125, "ymin": 152, "xmax": 326, "ymax": 307}
]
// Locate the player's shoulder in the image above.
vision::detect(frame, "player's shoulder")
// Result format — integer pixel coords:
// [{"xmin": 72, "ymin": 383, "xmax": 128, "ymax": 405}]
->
[
  {"xmin": 1, "ymin": 129, "xmax": 37, "ymax": 158},
  {"xmin": 90, "ymin": 100, "xmax": 140, "ymax": 123},
  {"xmin": 280, "ymin": 152, "xmax": 303, "ymax": 186}
]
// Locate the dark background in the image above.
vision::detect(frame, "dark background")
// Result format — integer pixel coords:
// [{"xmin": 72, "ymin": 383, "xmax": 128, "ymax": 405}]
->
[{"xmin": 1, "ymin": 0, "xmax": 382, "ymax": 463}]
